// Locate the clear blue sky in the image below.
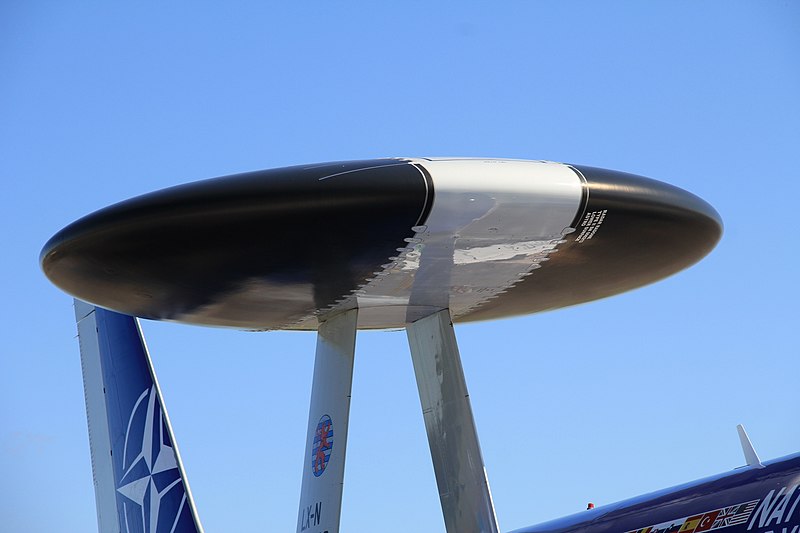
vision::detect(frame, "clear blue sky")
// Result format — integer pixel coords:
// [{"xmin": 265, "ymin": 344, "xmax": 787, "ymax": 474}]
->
[{"xmin": 2, "ymin": 3, "xmax": 798, "ymax": 532}]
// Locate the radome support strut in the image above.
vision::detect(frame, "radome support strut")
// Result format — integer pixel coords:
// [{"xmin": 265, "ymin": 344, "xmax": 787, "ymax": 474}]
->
[
  {"xmin": 297, "ymin": 309, "xmax": 358, "ymax": 533},
  {"xmin": 407, "ymin": 309, "xmax": 500, "ymax": 533}
]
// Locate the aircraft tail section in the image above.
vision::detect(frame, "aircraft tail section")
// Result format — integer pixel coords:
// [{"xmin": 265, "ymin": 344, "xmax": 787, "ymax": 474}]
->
[{"xmin": 75, "ymin": 299, "xmax": 203, "ymax": 533}]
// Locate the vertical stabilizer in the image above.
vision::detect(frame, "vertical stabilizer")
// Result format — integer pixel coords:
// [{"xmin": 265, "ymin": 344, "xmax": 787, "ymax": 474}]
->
[{"xmin": 75, "ymin": 300, "xmax": 203, "ymax": 533}]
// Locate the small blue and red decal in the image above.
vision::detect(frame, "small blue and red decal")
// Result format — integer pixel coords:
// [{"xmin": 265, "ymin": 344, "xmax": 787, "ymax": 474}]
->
[{"xmin": 311, "ymin": 414, "xmax": 333, "ymax": 477}]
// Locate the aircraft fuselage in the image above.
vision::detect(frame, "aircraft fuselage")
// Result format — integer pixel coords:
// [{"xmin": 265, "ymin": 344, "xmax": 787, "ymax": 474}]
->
[{"xmin": 514, "ymin": 454, "xmax": 800, "ymax": 533}]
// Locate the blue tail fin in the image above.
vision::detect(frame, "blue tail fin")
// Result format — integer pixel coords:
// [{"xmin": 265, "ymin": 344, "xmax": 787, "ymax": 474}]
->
[{"xmin": 75, "ymin": 300, "xmax": 203, "ymax": 533}]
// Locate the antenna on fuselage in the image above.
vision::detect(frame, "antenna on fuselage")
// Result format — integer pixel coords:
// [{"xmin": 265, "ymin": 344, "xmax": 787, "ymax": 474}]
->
[{"xmin": 736, "ymin": 424, "xmax": 763, "ymax": 468}]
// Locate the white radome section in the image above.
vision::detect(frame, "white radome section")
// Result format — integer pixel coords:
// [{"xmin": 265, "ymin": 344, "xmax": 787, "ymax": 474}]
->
[{"xmin": 291, "ymin": 159, "xmax": 584, "ymax": 329}]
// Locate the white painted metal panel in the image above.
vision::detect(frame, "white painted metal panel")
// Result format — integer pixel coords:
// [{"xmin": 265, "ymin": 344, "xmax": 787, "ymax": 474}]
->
[
  {"xmin": 296, "ymin": 309, "xmax": 358, "ymax": 533},
  {"xmin": 75, "ymin": 299, "xmax": 120, "ymax": 533}
]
